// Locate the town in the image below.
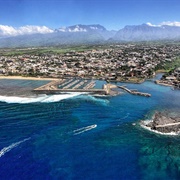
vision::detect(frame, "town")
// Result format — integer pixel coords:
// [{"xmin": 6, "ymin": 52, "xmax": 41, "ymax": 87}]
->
[{"xmin": 0, "ymin": 44, "xmax": 179, "ymax": 86}]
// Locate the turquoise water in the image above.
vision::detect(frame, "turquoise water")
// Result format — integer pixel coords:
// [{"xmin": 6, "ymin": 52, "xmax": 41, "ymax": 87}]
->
[{"xmin": 0, "ymin": 78, "xmax": 180, "ymax": 179}]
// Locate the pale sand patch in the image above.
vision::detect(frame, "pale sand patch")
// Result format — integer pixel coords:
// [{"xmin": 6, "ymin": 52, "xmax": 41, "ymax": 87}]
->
[{"xmin": 0, "ymin": 76, "xmax": 59, "ymax": 81}]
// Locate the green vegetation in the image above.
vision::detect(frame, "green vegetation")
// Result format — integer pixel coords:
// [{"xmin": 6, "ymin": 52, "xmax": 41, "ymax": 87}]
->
[
  {"xmin": 155, "ymin": 57, "xmax": 180, "ymax": 73},
  {"xmin": 0, "ymin": 45, "xmax": 102, "ymax": 56},
  {"xmin": 164, "ymin": 57, "xmax": 180, "ymax": 70}
]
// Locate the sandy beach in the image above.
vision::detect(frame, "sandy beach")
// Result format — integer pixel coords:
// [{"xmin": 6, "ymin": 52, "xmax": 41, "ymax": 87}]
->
[{"xmin": 0, "ymin": 76, "xmax": 59, "ymax": 81}]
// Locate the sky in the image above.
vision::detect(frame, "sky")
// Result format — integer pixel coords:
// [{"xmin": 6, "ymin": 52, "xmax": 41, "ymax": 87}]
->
[{"xmin": 0, "ymin": 0, "xmax": 179, "ymax": 31}]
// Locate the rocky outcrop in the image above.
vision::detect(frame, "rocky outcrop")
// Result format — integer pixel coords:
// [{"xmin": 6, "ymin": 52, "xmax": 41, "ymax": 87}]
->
[{"xmin": 145, "ymin": 112, "xmax": 180, "ymax": 134}]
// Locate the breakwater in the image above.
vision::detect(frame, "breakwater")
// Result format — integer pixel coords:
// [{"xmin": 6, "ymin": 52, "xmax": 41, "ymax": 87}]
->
[{"xmin": 117, "ymin": 85, "xmax": 151, "ymax": 97}]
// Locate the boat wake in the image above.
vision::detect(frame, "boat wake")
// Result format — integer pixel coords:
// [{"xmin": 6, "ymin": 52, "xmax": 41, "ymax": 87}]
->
[
  {"xmin": 0, "ymin": 137, "xmax": 31, "ymax": 158},
  {"xmin": 121, "ymin": 113, "xmax": 130, "ymax": 120},
  {"xmin": 73, "ymin": 124, "xmax": 97, "ymax": 135},
  {"xmin": 0, "ymin": 92, "xmax": 82, "ymax": 104}
]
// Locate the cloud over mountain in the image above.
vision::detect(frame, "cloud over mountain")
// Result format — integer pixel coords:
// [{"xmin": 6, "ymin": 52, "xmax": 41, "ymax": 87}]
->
[
  {"xmin": 0, "ymin": 25, "xmax": 53, "ymax": 37},
  {"xmin": 56, "ymin": 24, "xmax": 107, "ymax": 32},
  {"xmin": 160, "ymin": 21, "xmax": 180, "ymax": 27},
  {"xmin": 146, "ymin": 21, "xmax": 180, "ymax": 27},
  {"xmin": 0, "ymin": 22, "xmax": 179, "ymax": 47},
  {"xmin": 113, "ymin": 22, "xmax": 180, "ymax": 41}
]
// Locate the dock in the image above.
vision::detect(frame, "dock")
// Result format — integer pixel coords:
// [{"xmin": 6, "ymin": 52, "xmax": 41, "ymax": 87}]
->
[
  {"xmin": 117, "ymin": 85, "xmax": 151, "ymax": 97},
  {"xmin": 33, "ymin": 79, "xmax": 108, "ymax": 95}
]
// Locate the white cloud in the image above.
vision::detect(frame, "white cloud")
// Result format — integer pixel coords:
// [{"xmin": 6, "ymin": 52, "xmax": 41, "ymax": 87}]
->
[
  {"xmin": 58, "ymin": 27, "xmax": 66, "ymax": 32},
  {"xmin": 18, "ymin": 25, "xmax": 53, "ymax": 34},
  {"xmin": 57, "ymin": 25, "xmax": 87, "ymax": 32},
  {"xmin": 68, "ymin": 25, "xmax": 87, "ymax": 32},
  {"xmin": 90, "ymin": 26, "xmax": 98, "ymax": 30},
  {"xmin": 160, "ymin": 21, "xmax": 180, "ymax": 27},
  {"xmin": 0, "ymin": 25, "xmax": 53, "ymax": 37},
  {"xmin": 146, "ymin": 22, "xmax": 160, "ymax": 27},
  {"xmin": 70, "ymin": 27, "xmax": 87, "ymax": 32},
  {"xmin": 0, "ymin": 25, "xmax": 17, "ymax": 36},
  {"xmin": 146, "ymin": 21, "xmax": 180, "ymax": 27}
]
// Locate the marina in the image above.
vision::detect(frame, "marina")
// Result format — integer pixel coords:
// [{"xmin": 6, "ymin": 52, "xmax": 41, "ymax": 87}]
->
[
  {"xmin": 33, "ymin": 78, "xmax": 151, "ymax": 97},
  {"xmin": 33, "ymin": 79, "xmax": 108, "ymax": 95}
]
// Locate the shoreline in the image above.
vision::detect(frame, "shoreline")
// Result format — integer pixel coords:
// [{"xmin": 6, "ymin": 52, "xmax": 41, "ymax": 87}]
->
[
  {"xmin": 0, "ymin": 72, "xmax": 164, "ymax": 84},
  {"xmin": 140, "ymin": 120, "xmax": 180, "ymax": 136},
  {"xmin": 0, "ymin": 76, "xmax": 59, "ymax": 81},
  {"xmin": 155, "ymin": 80, "xmax": 174, "ymax": 87},
  {"xmin": 0, "ymin": 75, "xmax": 146, "ymax": 84}
]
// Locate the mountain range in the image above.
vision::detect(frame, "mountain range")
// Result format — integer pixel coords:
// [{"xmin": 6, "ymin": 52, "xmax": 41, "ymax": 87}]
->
[
  {"xmin": 113, "ymin": 24, "xmax": 180, "ymax": 41},
  {"xmin": 0, "ymin": 23, "xmax": 180, "ymax": 47}
]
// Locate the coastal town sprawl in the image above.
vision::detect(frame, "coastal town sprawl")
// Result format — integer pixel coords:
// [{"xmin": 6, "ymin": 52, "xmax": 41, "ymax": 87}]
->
[{"xmin": 0, "ymin": 44, "xmax": 179, "ymax": 87}]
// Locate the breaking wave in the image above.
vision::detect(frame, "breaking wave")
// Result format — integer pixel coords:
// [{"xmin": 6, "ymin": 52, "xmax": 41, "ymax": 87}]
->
[
  {"xmin": 76, "ymin": 95, "xmax": 109, "ymax": 105},
  {"xmin": 140, "ymin": 120, "xmax": 179, "ymax": 136},
  {"xmin": 73, "ymin": 124, "xmax": 97, "ymax": 135},
  {"xmin": 0, "ymin": 137, "xmax": 31, "ymax": 158},
  {"xmin": 0, "ymin": 93, "xmax": 82, "ymax": 104}
]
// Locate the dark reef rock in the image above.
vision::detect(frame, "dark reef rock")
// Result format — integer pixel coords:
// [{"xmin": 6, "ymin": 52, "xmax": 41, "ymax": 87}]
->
[{"xmin": 145, "ymin": 111, "xmax": 180, "ymax": 134}]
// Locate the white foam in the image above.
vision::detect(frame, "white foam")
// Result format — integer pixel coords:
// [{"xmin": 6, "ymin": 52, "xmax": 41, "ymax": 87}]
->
[
  {"xmin": 0, "ymin": 92, "xmax": 82, "ymax": 104},
  {"xmin": 73, "ymin": 124, "xmax": 97, "ymax": 135},
  {"xmin": 78, "ymin": 95, "xmax": 109, "ymax": 105},
  {"xmin": 0, "ymin": 137, "xmax": 31, "ymax": 157},
  {"xmin": 140, "ymin": 121, "xmax": 179, "ymax": 136}
]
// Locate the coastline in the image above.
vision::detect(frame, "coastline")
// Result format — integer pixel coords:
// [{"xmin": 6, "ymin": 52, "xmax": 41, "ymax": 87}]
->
[
  {"xmin": 0, "ymin": 72, "xmax": 164, "ymax": 84},
  {"xmin": 140, "ymin": 110, "xmax": 180, "ymax": 136},
  {"xmin": 155, "ymin": 80, "xmax": 174, "ymax": 87},
  {"xmin": 0, "ymin": 76, "xmax": 59, "ymax": 81},
  {"xmin": 140, "ymin": 120, "xmax": 179, "ymax": 136},
  {"xmin": 0, "ymin": 75, "xmax": 145, "ymax": 84},
  {"xmin": 107, "ymin": 77, "xmax": 145, "ymax": 84}
]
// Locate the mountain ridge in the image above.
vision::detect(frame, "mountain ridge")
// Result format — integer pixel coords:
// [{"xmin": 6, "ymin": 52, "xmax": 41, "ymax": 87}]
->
[
  {"xmin": 113, "ymin": 23, "xmax": 180, "ymax": 41},
  {"xmin": 0, "ymin": 23, "xmax": 180, "ymax": 47}
]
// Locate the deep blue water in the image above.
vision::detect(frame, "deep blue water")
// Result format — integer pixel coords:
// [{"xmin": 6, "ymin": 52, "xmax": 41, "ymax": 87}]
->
[{"xmin": 0, "ymin": 77, "xmax": 180, "ymax": 179}]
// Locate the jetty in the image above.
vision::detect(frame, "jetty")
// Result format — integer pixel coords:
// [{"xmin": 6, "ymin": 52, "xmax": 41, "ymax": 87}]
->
[
  {"xmin": 32, "ymin": 79, "xmax": 114, "ymax": 95},
  {"xmin": 117, "ymin": 85, "xmax": 151, "ymax": 97}
]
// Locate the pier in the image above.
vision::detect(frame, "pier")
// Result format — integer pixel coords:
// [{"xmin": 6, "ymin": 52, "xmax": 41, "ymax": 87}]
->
[
  {"xmin": 33, "ymin": 79, "xmax": 108, "ymax": 95},
  {"xmin": 117, "ymin": 85, "xmax": 151, "ymax": 97}
]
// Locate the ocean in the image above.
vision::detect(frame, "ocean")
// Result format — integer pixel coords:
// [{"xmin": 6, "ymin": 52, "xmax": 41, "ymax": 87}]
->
[{"xmin": 0, "ymin": 75, "xmax": 180, "ymax": 179}]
